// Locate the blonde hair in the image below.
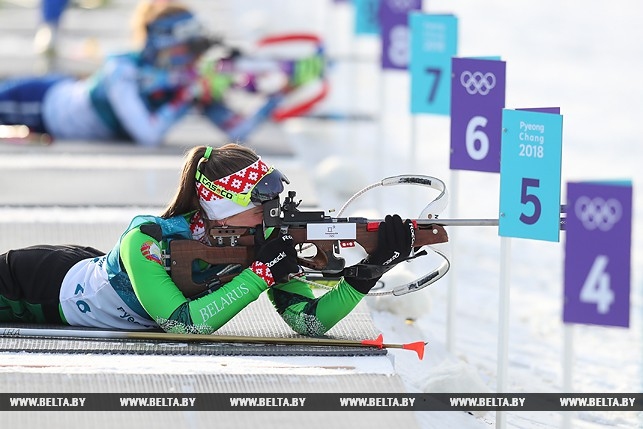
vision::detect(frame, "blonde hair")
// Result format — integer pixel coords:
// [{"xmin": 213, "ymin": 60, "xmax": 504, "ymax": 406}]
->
[
  {"xmin": 161, "ymin": 144, "xmax": 260, "ymax": 219},
  {"xmin": 130, "ymin": 0, "xmax": 191, "ymax": 49}
]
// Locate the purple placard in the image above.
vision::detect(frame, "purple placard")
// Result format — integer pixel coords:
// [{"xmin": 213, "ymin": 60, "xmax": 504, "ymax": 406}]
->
[
  {"xmin": 450, "ymin": 58, "xmax": 506, "ymax": 172},
  {"xmin": 379, "ymin": 0, "xmax": 422, "ymax": 70},
  {"xmin": 564, "ymin": 181, "xmax": 632, "ymax": 328}
]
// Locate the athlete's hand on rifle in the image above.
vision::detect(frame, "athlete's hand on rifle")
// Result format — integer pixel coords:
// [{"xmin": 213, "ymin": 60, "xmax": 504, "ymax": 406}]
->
[
  {"xmin": 251, "ymin": 226, "xmax": 300, "ymax": 287},
  {"xmin": 178, "ymin": 74, "xmax": 230, "ymax": 105},
  {"xmin": 345, "ymin": 214, "xmax": 415, "ymax": 294},
  {"xmin": 368, "ymin": 214, "xmax": 415, "ymax": 265}
]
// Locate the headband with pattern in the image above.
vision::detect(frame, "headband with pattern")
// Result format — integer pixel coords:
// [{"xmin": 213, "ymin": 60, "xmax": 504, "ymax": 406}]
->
[{"xmin": 195, "ymin": 148, "xmax": 269, "ymax": 220}]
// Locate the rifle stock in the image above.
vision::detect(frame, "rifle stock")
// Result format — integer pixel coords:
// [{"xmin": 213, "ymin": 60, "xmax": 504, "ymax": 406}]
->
[{"xmin": 169, "ymin": 222, "xmax": 448, "ymax": 298}]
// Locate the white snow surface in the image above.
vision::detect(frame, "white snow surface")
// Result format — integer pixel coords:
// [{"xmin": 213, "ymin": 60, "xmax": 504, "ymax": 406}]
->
[{"xmin": 1, "ymin": 1, "xmax": 642, "ymax": 428}]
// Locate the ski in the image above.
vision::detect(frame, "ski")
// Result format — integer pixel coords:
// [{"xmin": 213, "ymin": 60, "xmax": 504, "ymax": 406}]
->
[{"xmin": 0, "ymin": 327, "xmax": 426, "ymax": 360}]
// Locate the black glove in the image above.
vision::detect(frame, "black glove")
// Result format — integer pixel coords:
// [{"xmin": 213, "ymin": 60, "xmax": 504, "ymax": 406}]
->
[
  {"xmin": 252, "ymin": 226, "xmax": 299, "ymax": 286},
  {"xmin": 367, "ymin": 214, "xmax": 414, "ymax": 265},
  {"xmin": 345, "ymin": 214, "xmax": 415, "ymax": 294}
]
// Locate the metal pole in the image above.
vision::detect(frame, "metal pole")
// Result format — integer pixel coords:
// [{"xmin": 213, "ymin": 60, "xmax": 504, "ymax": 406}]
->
[
  {"xmin": 446, "ymin": 170, "xmax": 460, "ymax": 354},
  {"xmin": 496, "ymin": 236, "xmax": 511, "ymax": 429},
  {"xmin": 562, "ymin": 325, "xmax": 574, "ymax": 429}
]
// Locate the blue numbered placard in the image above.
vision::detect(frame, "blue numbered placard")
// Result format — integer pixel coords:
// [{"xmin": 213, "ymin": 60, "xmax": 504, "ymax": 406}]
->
[
  {"xmin": 564, "ymin": 181, "xmax": 632, "ymax": 328},
  {"xmin": 410, "ymin": 13, "xmax": 458, "ymax": 115},
  {"xmin": 450, "ymin": 57, "xmax": 506, "ymax": 172},
  {"xmin": 498, "ymin": 108, "xmax": 563, "ymax": 242},
  {"xmin": 354, "ymin": 0, "xmax": 381, "ymax": 35}
]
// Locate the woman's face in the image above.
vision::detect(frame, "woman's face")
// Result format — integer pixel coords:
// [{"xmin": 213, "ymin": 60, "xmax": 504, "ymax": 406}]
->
[
  {"xmin": 155, "ymin": 44, "xmax": 197, "ymax": 70},
  {"xmin": 220, "ymin": 205, "xmax": 264, "ymax": 227}
]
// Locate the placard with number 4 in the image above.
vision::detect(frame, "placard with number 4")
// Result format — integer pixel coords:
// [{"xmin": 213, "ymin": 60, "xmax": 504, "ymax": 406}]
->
[{"xmin": 564, "ymin": 181, "xmax": 632, "ymax": 328}]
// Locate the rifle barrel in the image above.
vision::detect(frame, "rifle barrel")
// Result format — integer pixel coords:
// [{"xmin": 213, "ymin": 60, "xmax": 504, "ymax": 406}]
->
[
  {"xmin": 418, "ymin": 218, "xmax": 499, "ymax": 226},
  {"xmin": 420, "ymin": 217, "xmax": 566, "ymax": 228}
]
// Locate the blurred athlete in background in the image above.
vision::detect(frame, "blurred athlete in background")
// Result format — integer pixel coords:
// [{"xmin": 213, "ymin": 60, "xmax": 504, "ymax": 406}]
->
[{"xmin": 1, "ymin": 1, "xmax": 324, "ymax": 146}]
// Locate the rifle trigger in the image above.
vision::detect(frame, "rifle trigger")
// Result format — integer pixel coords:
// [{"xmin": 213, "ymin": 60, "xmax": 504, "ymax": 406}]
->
[{"xmin": 161, "ymin": 249, "xmax": 172, "ymax": 271}]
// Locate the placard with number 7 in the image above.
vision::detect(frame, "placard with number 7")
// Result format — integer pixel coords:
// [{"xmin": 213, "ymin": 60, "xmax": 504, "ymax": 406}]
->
[{"xmin": 409, "ymin": 13, "xmax": 458, "ymax": 115}]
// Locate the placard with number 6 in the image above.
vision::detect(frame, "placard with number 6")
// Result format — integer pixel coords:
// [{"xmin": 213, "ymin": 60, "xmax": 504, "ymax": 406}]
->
[
  {"xmin": 564, "ymin": 181, "xmax": 632, "ymax": 328},
  {"xmin": 450, "ymin": 58, "xmax": 506, "ymax": 172}
]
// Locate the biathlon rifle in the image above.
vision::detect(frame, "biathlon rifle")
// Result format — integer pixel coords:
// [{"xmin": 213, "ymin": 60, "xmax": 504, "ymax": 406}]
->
[
  {"xmin": 168, "ymin": 179, "xmax": 450, "ymax": 299},
  {"xmin": 196, "ymin": 33, "xmax": 328, "ymax": 121}
]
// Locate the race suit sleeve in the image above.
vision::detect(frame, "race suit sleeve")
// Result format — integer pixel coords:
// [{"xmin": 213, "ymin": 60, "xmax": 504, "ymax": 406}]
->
[
  {"xmin": 119, "ymin": 226, "xmax": 269, "ymax": 334},
  {"xmin": 266, "ymin": 277, "xmax": 366, "ymax": 337},
  {"xmin": 101, "ymin": 60, "xmax": 193, "ymax": 147}
]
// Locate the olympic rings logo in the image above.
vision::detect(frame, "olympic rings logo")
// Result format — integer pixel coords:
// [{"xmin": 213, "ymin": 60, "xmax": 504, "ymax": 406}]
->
[
  {"xmin": 574, "ymin": 196, "xmax": 622, "ymax": 231},
  {"xmin": 460, "ymin": 71, "xmax": 496, "ymax": 95}
]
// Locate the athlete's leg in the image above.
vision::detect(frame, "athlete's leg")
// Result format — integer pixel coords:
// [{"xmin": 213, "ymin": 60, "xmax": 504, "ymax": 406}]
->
[
  {"xmin": 0, "ymin": 75, "xmax": 68, "ymax": 133},
  {"xmin": 0, "ymin": 244, "xmax": 104, "ymax": 323}
]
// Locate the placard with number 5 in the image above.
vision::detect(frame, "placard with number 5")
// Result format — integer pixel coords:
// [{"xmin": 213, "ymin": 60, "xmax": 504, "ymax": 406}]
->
[
  {"xmin": 499, "ymin": 108, "xmax": 563, "ymax": 242},
  {"xmin": 564, "ymin": 181, "xmax": 632, "ymax": 328}
]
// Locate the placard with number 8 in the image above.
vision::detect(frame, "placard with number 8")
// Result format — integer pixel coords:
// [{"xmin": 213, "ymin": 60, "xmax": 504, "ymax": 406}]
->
[{"xmin": 379, "ymin": 0, "xmax": 421, "ymax": 70}]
